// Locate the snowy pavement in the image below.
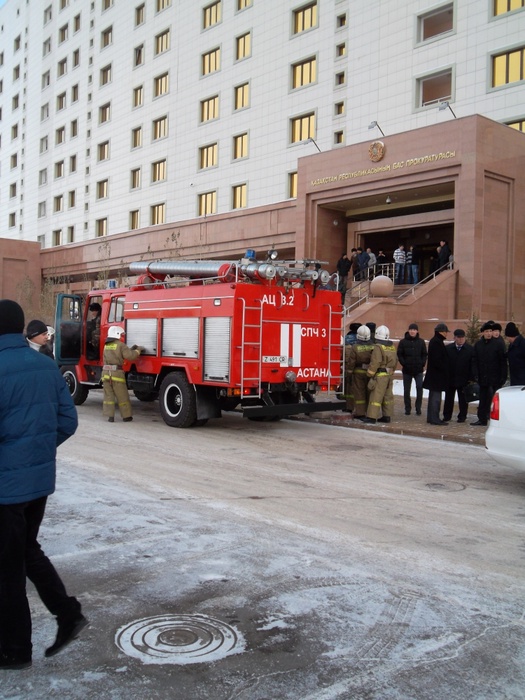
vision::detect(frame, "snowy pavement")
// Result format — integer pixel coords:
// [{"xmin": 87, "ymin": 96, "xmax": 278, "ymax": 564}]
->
[{"xmin": 2, "ymin": 397, "xmax": 525, "ymax": 699}]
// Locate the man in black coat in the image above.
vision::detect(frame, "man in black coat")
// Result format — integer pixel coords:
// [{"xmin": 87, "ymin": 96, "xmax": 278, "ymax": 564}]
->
[
  {"xmin": 336, "ymin": 253, "xmax": 351, "ymax": 295},
  {"xmin": 438, "ymin": 240, "xmax": 451, "ymax": 270},
  {"xmin": 422, "ymin": 323, "xmax": 450, "ymax": 425},
  {"xmin": 505, "ymin": 322, "xmax": 525, "ymax": 385},
  {"xmin": 443, "ymin": 329, "xmax": 475, "ymax": 423},
  {"xmin": 397, "ymin": 322, "xmax": 427, "ymax": 415},
  {"xmin": 471, "ymin": 321, "xmax": 508, "ymax": 426}
]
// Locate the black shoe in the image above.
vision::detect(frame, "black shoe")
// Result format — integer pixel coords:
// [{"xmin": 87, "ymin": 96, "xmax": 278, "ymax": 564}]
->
[
  {"xmin": 362, "ymin": 417, "xmax": 377, "ymax": 424},
  {"xmin": 443, "ymin": 417, "xmax": 451, "ymax": 423},
  {"xmin": 428, "ymin": 420, "xmax": 448, "ymax": 426},
  {"xmin": 457, "ymin": 417, "xmax": 466, "ymax": 423},
  {"xmin": 0, "ymin": 652, "xmax": 32, "ymax": 670},
  {"xmin": 45, "ymin": 615, "xmax": 89, "ymax": 658},
  {"xmin": 123, "ymin": 416, "xmax": 133, "ymax": 422},
  {"xmin": 416, "ymin": 410, "xmax": 422, "ymax": 415},
  {"xmin": 470, "ymin": 420, "xmax": 487, "ymax": 426},
  {"xmin": 108, "ymin": 417, "xmax": 114, "ymax": 423},
  {"xmin": 404, "ymin": 411, "xmax": 411, "ymax": 416},
  {"xmin": 378, "ymin": 416, "xmax": 391, "ymax": 423}
]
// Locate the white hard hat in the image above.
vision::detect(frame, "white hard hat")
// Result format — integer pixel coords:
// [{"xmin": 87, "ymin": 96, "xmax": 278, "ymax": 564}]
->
[
  {"xmin": 108, "ymin": 325, "xmax": 125, "ymax": 340},
  {"xmin": 357, "ymin": 325, "xmax": 371, "ymax": 341},
  {"xmin": 375, "ymin": 325, "xmax": 390, "ymax": 341}
]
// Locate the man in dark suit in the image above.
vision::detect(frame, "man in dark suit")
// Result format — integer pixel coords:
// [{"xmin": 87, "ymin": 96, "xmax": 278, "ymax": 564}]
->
[
  {"xmin": 443, "ymin": 329, "xmax": 475, "ymax": 423},
  {"xmin": 471, "ymin": 321, "xmax": 508, "ymax": 426},
  {"xmin": 422, "ymin": 322, "xmax": 450, "ymax": 425}
]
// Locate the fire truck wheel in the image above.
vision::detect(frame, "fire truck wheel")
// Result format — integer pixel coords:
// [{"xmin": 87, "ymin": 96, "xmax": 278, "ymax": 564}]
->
[
  {"xmin": 61, "ymin": 367, "xmax": 89, "ymax": 406},
  {"xmin": 133, "ymin": 389, "xmax": 158, "ymax": 402},
  {"xmin": 159, "ymin": 371, "xmax": 197, "ymax": 428}
]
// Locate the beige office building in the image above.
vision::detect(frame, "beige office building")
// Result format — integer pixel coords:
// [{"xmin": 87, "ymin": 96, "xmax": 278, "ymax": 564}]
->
[{"xmin": 0, "ymin": 0, "xmax": 524, "ymax": 331}]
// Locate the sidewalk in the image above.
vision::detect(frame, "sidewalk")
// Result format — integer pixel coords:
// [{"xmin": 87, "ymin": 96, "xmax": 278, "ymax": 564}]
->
[{"xmin": 295, "ymin": 393, "xmax": 486, "ymax": 446}]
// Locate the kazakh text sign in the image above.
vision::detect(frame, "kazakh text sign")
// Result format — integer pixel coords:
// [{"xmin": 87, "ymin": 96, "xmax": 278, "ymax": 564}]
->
[{"xmin": 310, "ymin": 150, "xmax": 457, "ymax": 187}]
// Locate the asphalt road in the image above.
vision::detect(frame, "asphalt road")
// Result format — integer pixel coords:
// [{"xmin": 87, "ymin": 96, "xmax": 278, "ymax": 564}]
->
[{"xmin": 3, "ymin": 394, "xmax": 525, "ymax": 699}]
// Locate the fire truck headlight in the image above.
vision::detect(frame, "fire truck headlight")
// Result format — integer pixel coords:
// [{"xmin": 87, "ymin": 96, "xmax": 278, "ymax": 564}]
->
[
  {"xmin": 267, "ymin": 248, "xmax": 279, "ymax": 261},
  {"xmin": 285, "ymin": 371, "xmax": 297, "ymax": 385}
]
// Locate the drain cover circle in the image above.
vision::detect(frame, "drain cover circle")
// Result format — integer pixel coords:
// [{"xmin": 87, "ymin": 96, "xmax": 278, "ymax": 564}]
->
[{"xmin": 116, "ymin": 614, "xmax": 244, "ymax": 665}]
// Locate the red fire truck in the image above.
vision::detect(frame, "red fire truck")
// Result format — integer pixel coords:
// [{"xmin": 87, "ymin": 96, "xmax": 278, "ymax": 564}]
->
[{"xmin": 55, "ymin": 255, "xmax": 345, "ymax": 427}]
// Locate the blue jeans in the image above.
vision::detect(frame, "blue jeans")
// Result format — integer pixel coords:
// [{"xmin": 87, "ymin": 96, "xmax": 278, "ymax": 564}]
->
[
  {"xmin": 407, "ymin": 265, "xmax": 419, "ymax": 284},
  {"xmin": 395, "ymin": 263, "xmax": 405, "ymax": 284}
]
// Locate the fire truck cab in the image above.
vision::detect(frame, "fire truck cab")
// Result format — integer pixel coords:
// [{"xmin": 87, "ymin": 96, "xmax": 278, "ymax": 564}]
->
[{"xmin": 55, "ymin": 256, "xmax": 345, "ymax": 428}]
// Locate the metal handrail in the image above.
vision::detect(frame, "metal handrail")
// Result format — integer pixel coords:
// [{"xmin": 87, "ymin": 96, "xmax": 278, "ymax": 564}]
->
[
  {"xmin": 343, "ymin": 261, "xmax": 454, "ymax": 314},
  {"xmin": 395, "ymin": 261, "xmax": 453, "ymax": 301}
]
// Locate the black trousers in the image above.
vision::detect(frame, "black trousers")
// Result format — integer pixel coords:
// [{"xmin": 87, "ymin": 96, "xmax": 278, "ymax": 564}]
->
[
  {"xmin": 402, "ymin": 372, "xmax": 423, "ymax": 414},
  {"xmin": 477, "ymin": 385, "xmax": 495, "ymax": 423},
  {"xmin": 443, "ymin": 385, "xmax": 468, "ymax": 421},
  {"xmin": 426, "ymin": 390, "xmax": 442, "ymax": 424},
  {"xmin": 0, "ymin": 496, "xmax": 81, "ymax": 659}
]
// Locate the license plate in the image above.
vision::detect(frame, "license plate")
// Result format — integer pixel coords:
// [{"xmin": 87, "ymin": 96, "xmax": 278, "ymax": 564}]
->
[{"xmin": 262, "ymin": 355, "xmax": 286, "ymax": 363}]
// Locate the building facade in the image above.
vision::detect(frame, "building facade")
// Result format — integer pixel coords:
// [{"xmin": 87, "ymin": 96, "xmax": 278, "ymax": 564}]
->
[{"xmin": 0, "ymin": 0, "xmax": 524, "ymax": 329}]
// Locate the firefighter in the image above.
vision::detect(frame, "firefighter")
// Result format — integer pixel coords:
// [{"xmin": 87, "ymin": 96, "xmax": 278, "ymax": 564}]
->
[
  {"xmin": 102, "ymin": 326, "xmax": 144, "ymax": 422},
  {"xmin": 346, "ymin": 325, "xmax": 375, "ymax": 419},
  {"xmin": 363, "ymin": 324, "xmax": 397, "ymax": 424},
  {"xmin": 341, "ymin": 323, "xmax": 361, "ymax": 411}
]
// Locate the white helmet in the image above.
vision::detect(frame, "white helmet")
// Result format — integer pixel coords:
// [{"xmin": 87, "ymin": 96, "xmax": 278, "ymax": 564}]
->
[
  {"xmin": 108, "ymin": 325, "xmax": 125, "ymax": 340},
  {"xmin": 357, "ymin": 325, "xmax": 371, "ymax": 341},
  {"xmin": 375, "ymin": 325, "xmax": 390, "ymax": 341}
]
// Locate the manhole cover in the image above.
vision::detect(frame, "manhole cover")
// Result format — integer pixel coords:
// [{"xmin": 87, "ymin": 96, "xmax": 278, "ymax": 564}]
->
[{"xmin": 115, "ymin": 614, "xmax": 245, "ymax": 665}]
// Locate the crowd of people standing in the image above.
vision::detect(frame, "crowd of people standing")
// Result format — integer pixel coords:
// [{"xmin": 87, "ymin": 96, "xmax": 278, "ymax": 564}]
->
[
  {"xmin": 343, "ymin": 318, "xmax": 524, "ymax": 427},
  {"xmin": 337, "ymin": 240, "xmax": 453, "ymax": 301}
]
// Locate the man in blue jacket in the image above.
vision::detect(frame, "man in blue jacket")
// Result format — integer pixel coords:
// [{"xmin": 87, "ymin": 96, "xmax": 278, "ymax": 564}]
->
[{"xmin": 0, "ymin": 300, "xmax": 87, "ymax": 670}]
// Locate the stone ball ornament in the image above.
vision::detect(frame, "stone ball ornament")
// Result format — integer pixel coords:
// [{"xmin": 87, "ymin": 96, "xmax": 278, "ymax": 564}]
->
[{"xmin": 370, "ymin": 275, "xmax": 394, "ymax": 297}]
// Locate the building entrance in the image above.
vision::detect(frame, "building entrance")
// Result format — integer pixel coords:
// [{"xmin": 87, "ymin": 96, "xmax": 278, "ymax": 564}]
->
[{"xmin": 357, "ymin": 223, "xmax": 454, "ymax": 281}]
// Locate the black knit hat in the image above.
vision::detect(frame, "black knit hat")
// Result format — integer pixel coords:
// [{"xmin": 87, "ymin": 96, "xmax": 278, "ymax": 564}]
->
[
  {"xmin": 505, "ymin": 322, "xmax": 519, "ymax": 338},
  {"xmin": 480, "ymin": 321, "xmax": 494, "ymax": 332},
  {"xmin": 26, "ymin": 319, "xmax": 48, "ymax": 339},
  {"xmin": 0, "ymin": 299, "xmax": 25, "ymax": 336},
  {"xmin": 408, "ymin": 323, "xmax": 419, "ymax": 330}
]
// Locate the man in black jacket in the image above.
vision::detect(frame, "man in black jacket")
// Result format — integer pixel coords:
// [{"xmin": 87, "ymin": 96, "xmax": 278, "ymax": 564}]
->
[
  {"xmin": 422, "ymin": 323, "xmax": 450, "ymax": 425},
  {"xmin": 336, "ymin": 253, "xmax": 351, "ymax": 296},
  {"xmin": 443, "ymin": 329, "xmax": 474, "ymax": 423},
  {"xmin": 471, "ymin": 321, "xmax": 508, "ymax": 426},
  {"xmin": 505, "ymin": 322, "xmax": 525, "ymax": 385},
  {"xmin": 397, "ymin": 323, "xmax": 427, "ymax": 415}
]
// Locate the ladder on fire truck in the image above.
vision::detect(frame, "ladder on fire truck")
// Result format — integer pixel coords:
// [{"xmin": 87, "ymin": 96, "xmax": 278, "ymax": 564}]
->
[
  {"xmin": 326, "ymin": 302, "xmax": 345, "ymax": 396},
  {"xmin": 237, "ymin": 297, "xmax": 264, "ymax": 397}
]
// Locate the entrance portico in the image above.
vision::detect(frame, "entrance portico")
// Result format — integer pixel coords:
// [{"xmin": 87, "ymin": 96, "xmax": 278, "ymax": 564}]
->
[{"xmin": 296, "ymin": 114, "xmax": 525, "ymax": 324}]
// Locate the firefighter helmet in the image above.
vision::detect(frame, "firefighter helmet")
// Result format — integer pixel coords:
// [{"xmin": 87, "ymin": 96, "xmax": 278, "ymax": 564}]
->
[
  {"xmin": 375, "ymin": 325, "xmax": 390, "ymax": 341},
  {"xmin": 108, "ymin": 325, "xmax": 125, "ymax": 340},
  {"xmin": 357, "ymin": 325, "xmax": 371, "ymax": 341}
]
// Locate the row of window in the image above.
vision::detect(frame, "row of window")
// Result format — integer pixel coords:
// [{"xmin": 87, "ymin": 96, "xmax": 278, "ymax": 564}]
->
[
  {"xmin": 13, "ymin": 180, "xmax": 248, "ymax": 241},
  {"xmin": 202, "ymin": 0, "xmax": 252, "ymax": 30}
]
